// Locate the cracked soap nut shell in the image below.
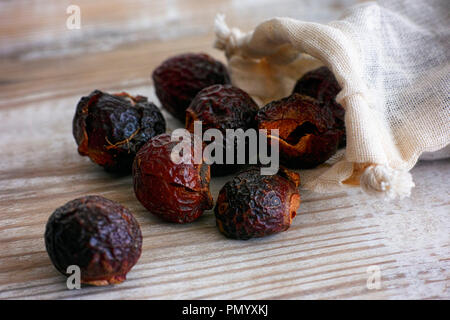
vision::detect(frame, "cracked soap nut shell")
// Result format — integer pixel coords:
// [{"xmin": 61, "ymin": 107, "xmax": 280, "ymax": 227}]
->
[
  {"xmin": 256, "ymin": 93, "xmax": 340, "ymax": 169},
  {"xmin": 186, "ymin": 84, "xmax": 259, "ymax": 176},
  {"xmin": 73, "ymin": 90, "xmax": 166, "ymax": 172},
  {"xmin": 45, "ymin": 195, "xmax": 142, "ymax": 286},
  {"xmin": 152, "ymin": 53, "xmax": 231, "ymax": 122},
  {"xmin": 215, "ymin": 167, "xmax": 301, "ymax": 240},
  {"xmin": 292, "ymin": 66, "xmax": 346, "ymax": 146},
  {"xmin": 133, "ymin": 133, "xmax": 214, "ymax": 223}
]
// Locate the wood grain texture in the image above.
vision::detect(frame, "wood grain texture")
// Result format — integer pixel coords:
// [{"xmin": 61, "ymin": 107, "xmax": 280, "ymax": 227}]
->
[{"xmin": 0, "ymin": 0, "xmax": 449, "ymax": 300}]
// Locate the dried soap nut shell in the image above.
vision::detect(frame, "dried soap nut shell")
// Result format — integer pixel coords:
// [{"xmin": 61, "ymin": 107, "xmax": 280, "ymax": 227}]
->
[
  {"xmin": 152, "ymin": 53, "xmax": 231, "ymax": 122},
  {"xmin": 292, "ymin": 66, "xmax": 346, "ymax": 146},
  {"xmin": 186, "ymin": 84, "xmax": 259, "ymax": 176},
  {"xmin": 257, "ymin": 93, "xmax": 340, "ymax": 169},
  {"xmin": 133, "ymin": 133, "xmax": 213, "ymax": 223},
  {"xmin": 214, "ymin": 167, "xmax": 301, "ymax": 240},
  {"xmin": 45, "ymin": 195, "xmax": 142, "ymax": 286},
  {"xmin": 73, "ymin": 90, "xmax": 166, "ymax": 172}
]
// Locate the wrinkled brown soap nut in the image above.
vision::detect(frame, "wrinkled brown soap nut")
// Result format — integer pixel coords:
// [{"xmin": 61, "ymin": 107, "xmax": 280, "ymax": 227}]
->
[
  {"xmin": 215, "ymin": 166, "xmax": 301, "ymax": 240},
  {"xmin": 293, "ymin": 66, "xmax": 346, "ymax": 146},
  {"xmin": 45, "ymin": 195, "xmax": 142, "ymax": 286},
  {"xmin": 256, "ymin": 93, "xmax": 340, "ymax": 169},
  {"xmin": 133, "ymin": 133, "xmax": 213, "ymax": 223},
  {"xmin": 186, "ymin": 84, "xmax": 259, "ymax": 176},
  {"xmin": 73, "ymin": 90, "xmax": 166, "ymax": 172},
  {"xmin": 152, "ymin": 53, "xmax": 231, "ymax": 122}
]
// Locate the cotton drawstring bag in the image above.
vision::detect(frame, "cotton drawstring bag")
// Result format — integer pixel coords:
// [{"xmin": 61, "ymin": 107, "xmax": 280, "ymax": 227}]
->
[{"xmin": 213, "ymin": 0, "xmax": 450, "ymax": 199}]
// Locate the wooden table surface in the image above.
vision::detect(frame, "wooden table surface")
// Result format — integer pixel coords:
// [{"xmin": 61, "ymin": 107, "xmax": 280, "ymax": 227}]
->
[{"xmin": 0, "ymin": 0, "xmax": 449, "ymax": 300}]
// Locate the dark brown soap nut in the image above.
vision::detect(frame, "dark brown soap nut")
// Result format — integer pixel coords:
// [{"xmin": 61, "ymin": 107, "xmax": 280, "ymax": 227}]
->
[
  {"xmin": 45, "ymin": 195, "xmax": 142, "ymax": 286},
  {"xmin": 186, "ymin": 84, "xmax": 259, "ymax": 176},
  {"xmin": 133, "ymin": 133, "xmax": 213, "ymax": 223},
  {"xmin": 292, "ymin": 66, "xmax": 346, "ymax": 146},
  {"xmin": 73, "ymin": 90, "xmax": 166, "ymax": 172},
  {"xmin": 214, "ymin": 166, "xmax": 301, "ymax": 240},
  {"xmin": 256, "ymin": 93, "xmax": 340, "ymax": 169},
  {"xmin": 152, "ymin": 53, "xmax": 231, "ymax": 122}
]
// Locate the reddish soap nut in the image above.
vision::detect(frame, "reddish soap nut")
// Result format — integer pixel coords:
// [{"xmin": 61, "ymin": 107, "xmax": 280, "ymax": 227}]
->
[
  {"xmin": 256, "ymin": 93, "xmax": 340, "ymax": 169},
  {"xmin": 214, "ymin": 167, "xmax": 301, "ymax": 240},
  {"xmin": 133, "ymin": 133, "xmax": 213, "ymax": 223},
  {"xmin": 293, "ymin": 66, "xmax": 346, "ymax": 146},
  {"xmin": 152, "ymin": 53, "xmax": 231, "ymax": 122},
  {"xmin": 73, "ymin": 90, "xmax": 166, "ymax": 172},
  {"xmin": 186, "ymin": 84, "xmax": 259, "ymax": 176},
  {"xmin": 45, "ymin": 195, "xmax": 142, "ymax": 286}
]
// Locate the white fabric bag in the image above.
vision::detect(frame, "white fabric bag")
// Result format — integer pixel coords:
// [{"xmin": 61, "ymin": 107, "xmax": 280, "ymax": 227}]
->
[{"xmin": 214, "ymin": 0, "xmax": 450, "ymax": 199}]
